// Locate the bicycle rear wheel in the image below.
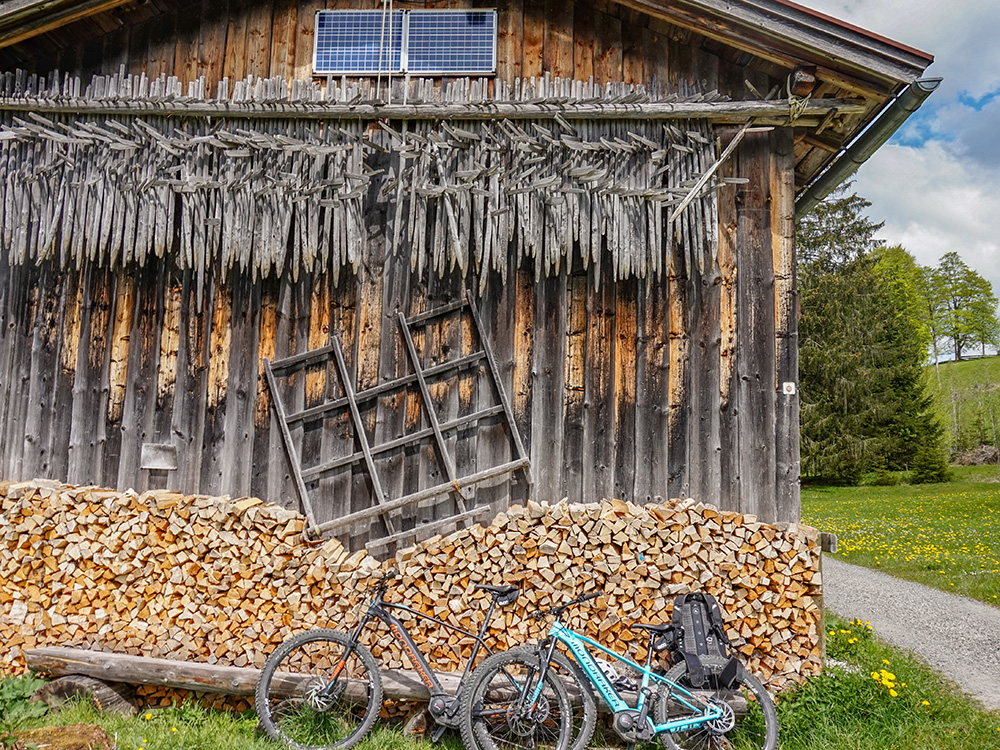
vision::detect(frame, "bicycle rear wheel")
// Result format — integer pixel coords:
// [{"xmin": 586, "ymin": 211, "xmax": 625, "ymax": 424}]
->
[
  {"xmin": 655, "ymin": 662, "xmax": 778, "ymax": 750},
  {"xmin": 461, "ymin": 646, "xmax": 576, "ymax": 750},
  {"xmin": 255, "ymin": 629, "xmax": 383, "ymax": 750}
]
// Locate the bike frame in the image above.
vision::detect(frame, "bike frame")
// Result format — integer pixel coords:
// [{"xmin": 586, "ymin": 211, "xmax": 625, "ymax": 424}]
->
[
  {"xmin": 339, "ymin": 585, "xmax": 500, "ymax": 697},
  {"xmin": 543, "ymin": 621, "xmax": 724, "ymax": 735}
]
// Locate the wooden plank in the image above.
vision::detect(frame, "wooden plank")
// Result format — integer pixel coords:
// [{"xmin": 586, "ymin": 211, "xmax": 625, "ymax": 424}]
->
[
  {"xmin": 221, "ymin": 274, "xmax": 262, "ymax": 496},
  {"xmin": 530, "ymin": 270, "xmax": 567, "ymax": 503},
  {"xmin": 591, "ymin": 8, "xmax": 622, "ymax": 84},
  {"xmin": 667, "ymin": 212, "xmax": 690, "ymax": 500},
  {"xmin": 771, "ymin": 127, "xmax": 799, "ymax": 522},
  {"xmin": 364, "ymin": 506, "xmax": 493, "ymax": 553},
  {"xmin": 148, "ymin": 276, "xmax": 182, "ymax": 490},
  {"xmin": 198, "ymin": 0, "xmax": 230, "ymax": 96},
  {"xmin": 170, "ymin": 269, "xmax": 210, "ymax": 496},
  {"xmin": 116, "ymin": 264, "xmax": 163, "ymax": 494},
  {"xmin": 572, "ymin": 0, "xmax": 595, "ymax": 82},
  {"xmin": 613, "ymin": 277, "xmax": 638, "ymax": 499},
  {"xmin": 520, "ymin": 0, "xmax": 544, "ymax": 78},
  {"xmin": 292, "ymin": 0, "xmax": 324, "ymax": 81},
  {"xmin": 251, "ymin": 275, "xmax": 280, "ymax": 501},
  {"xmin": 223, "ymin": 5, "xmax": 249, "ymax": 82},
  {"xmin": 245, "ymin": 0, "xmax": 274, "ymax": 77},
  {"xmin": 620, "ymin": 8, "xmax": 645, "ymax": 85},
  {"xmin": 2, "ymin": 264, "xmax": 37, "ymax": 480},
  {"xmin": 174, "ymin": 2, "xmax": 201, "ymax": 85},
  {"xmin": 495, "ymin": 0, "xmax": 522, "ymax": 82},
  {"xmin": 582, "ymin": 252, "xmax": 615, "ymax": 502},
  {"xmin": 199, "ymin": 277, "xmax": 233, "ymax": 496},
  {"xmin": 102, "ymin": 273, "xmax": 133, "ymax": 488},
  {"xmin": 24, "ymin": 646, "xmax": 464, "ymax": 702},
  {"xmin": 21, "ymin": 265, "xmax": 61, "ymax": 479},
  {"xmin": 542, "ymin": 0, "xmax": 574, "ymax": 79},
  {"xmin": 735, "ymin": 131, "xmax": 776, "ymax": 521},
  {"xmin": 717, "ymin": 128, "xmax": 740, "ymax": 511},
  {"xmin": 270, "ymin": 0, "xmax": 299, "ymax": 80}
]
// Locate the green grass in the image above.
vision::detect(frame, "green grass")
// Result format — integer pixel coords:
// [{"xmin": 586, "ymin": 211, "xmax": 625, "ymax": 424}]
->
[
  {"xmin": 777, "ymin": 614, "xmax": 1000, "ymax": 749},
  {"xmin": 9, "ymin": 628, "xmax": 1000, "ymax": 750},
  {"xmin": 802, "ymin": 466, "xmax": 1000, "ymax": 606},
  {"xmin": 924, "ymin": 356, "xmax": 1000, "ymax": 452}
]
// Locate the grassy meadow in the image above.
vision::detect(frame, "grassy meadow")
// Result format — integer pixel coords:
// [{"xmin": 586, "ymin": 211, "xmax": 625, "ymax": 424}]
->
[
  {"xmin": 925, "ymin": 356, "xmax": 1000, "ymax": 453},
  {"xmin": 802, "ymin": 466, "xmax": 1000, "ymax": 606}
]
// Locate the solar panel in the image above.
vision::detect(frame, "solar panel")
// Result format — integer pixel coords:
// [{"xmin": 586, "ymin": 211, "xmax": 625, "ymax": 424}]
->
[
  {"xmin": 313, "ymin": 9, "xmax": 496, "ymax": 76},
  {"xmin": 314, "ymin": 10, "xmax": 404, "ymax": 75}
]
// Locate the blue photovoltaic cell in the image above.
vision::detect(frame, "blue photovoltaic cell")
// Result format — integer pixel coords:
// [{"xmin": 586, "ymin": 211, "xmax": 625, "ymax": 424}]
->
[
  {"xmin": 313, "ymin": 10, "xmax": 495, "ymax": 76},
  {"xmin": 407, "ymin": 11, "xmax": 496, "ymax": 74},
  {"xmin": 314, "ymin": 10, "xmax": 404, "ymax": 74}
]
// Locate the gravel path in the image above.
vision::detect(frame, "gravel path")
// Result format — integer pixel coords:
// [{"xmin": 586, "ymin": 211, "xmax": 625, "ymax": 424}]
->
[{"xmin": 823, "ymin": 556, "xmax": 1000, "ymax": 712}]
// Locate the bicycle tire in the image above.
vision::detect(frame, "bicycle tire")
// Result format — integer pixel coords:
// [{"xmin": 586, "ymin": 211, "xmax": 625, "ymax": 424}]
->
[
  {"xmin": 255, "ymin": 629, "xmax": 383, "ymax": 750},
  {"xmin": 545, "ymin": 650, "xmax": 598, "ymax": 750},
  {"xmin": 655, "ymin": 661, "xmax": 778, "ymax": 750},
  {"xmin": 460, "ymin": 646, "xmax": 577, "ymax": 750}
]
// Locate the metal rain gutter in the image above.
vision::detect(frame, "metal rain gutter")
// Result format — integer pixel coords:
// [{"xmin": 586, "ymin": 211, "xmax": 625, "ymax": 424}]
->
[{"xmin": 794, "ymin": 76, "xmax": 942, "ymax": 218}]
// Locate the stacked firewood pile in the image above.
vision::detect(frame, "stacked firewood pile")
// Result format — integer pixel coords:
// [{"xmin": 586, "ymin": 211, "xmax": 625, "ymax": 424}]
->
[{"xmin": 0, "ymin": 480, "xmax": 822, "ymax": 707}]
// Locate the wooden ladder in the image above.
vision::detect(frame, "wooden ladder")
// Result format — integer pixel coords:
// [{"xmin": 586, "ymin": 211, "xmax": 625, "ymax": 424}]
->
[{"xmin": 263, "ymin": 294, "xmax": 531, "ymax": 551}]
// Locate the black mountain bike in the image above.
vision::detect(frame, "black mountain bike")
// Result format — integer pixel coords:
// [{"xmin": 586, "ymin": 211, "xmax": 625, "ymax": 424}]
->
[{"xmin": 254, "ymin": 570, "xmax": 587, "ymax": 750}]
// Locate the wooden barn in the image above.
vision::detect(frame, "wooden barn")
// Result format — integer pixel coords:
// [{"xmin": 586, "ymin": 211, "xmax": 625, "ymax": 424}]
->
[{"xmin": 0, "ymin": 0, "xmax": 933, "ymax": 551}]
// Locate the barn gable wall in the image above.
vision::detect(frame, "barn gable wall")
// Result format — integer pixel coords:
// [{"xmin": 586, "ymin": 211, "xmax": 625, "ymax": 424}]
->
[{"xmin": 0, "ymin": 1, "xmax": 800, "ymax": 549}]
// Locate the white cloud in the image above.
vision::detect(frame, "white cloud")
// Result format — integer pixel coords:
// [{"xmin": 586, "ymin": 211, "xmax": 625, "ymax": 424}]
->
[{"xmin": 800, "ymin": 1, "xmax": 1000, "ymax": 297}]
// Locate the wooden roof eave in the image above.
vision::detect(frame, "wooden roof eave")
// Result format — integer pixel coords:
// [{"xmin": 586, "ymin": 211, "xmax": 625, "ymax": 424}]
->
[
  {"xmin": 0, "ymin": 0, "xmax": 130, "ymax": 49},
  {"xmin": 615, "ymin": 0, "xmax": 933, "ymax": 97}
]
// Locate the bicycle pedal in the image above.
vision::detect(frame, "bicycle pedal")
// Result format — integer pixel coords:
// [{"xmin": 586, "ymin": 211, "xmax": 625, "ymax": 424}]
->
[{"xmin": 429, "ymin": 724, "xmax": 448, "ymax": 744}]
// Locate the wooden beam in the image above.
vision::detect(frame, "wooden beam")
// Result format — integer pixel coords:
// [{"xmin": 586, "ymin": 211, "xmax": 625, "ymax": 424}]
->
[
  {"xmin": 24, "ymin": 646, "xmax": 463, "ymax": 700},
  {"xmin": 0, "ymin": 0, "xmax": 132, "ymax": 49},
  {"xmin": 0, "ymin": 96, "xmax": 868, "ymax": 123}
]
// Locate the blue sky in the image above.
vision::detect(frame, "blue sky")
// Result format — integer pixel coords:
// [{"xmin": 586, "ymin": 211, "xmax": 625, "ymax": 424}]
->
[{"xmin": 802, "ymin": 0, "xmax": 1000, "ymax": 298}]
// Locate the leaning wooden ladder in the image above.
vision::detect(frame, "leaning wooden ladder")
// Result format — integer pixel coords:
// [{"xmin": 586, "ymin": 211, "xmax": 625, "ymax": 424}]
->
[{"xmin": 263, "ymin": 294, "xmax": 531, "ymax": 551}]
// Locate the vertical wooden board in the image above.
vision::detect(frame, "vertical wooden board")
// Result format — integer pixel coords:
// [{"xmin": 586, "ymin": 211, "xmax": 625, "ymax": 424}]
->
[
  {"xmin": 298, "ymin": 273, "xmax": 329, "ymax": 500},
  {"xmin": 572, "ymin": 1, "xmax": 595, "ymax": 82},
  {"xmin": 633, "ymin": 278, "xmax": 670, "ymax": 500},
  {"xmin": 542, "ymin": 0, "xmax": 574, "ymax": 79},
  {"xmin": 102, "ymin": 26, "xmax": 131, "ymax": 75},
  {"xmin": 771, "ymin": 127, "xmax": 799, "ymax": 522},
  {"xmin": 245, "ymin": 1, "xmax": 275, "ymax": 77},
  {"xmin": 250, "ymin": 274, "xmax": 280, "ymax": 500},
  {"xmin": 667, "ymin": 235, "xmax": 690, "ymax": 499},
  {"xmin": 270, "ymin": 0, "xmax": 299, "ymax": 80},
  {"xmin": 521, "ymin": 1, "xmax": 544, "ymax": 79},
  {"xmin": 145, "ymin": 12, "xmax": 178, "ymax": 78},
  {"xmin": 115, "ymin": 264, "xmax": 163, "ymax": 493},
  {"xmin": 691, "ymin": 45, "xmax": 720, "ymax": 93},
  {"xmin": 400, "ymin": 270, "xmax": 428, "ymax": 530},
  {"xmin": 45, "ymin": 270, "xmax": 80, "ymax": 482},
  {"xmin": 592, "ymin": 9, "xmax": 622, "ymax": 85},
  {"xmin": 582, "ymin": 253, "xmax": 615, "ymax": 503},
  {"xmin": 221, "ymin": 274, "xmax": 263, "ymax": 497},
  {"xmin": 67, "ymin": 266, "xmax": 110, "ymax": 485},
  {"xmin": 293, "ymin": 0, "xmax": 324, "ymax": 81},
  {"xmin": 223, "ymin": 7, "xmax": 250, "ymax": 82},
  {"xmin": 496, "ymin": 0, "xmax": 523, "ymax": 82},
  {"xmin": 510, "ymin": 266, "xmax": 534, "ymax": 487},
  {"xmin": 199, "ymin": 276, "xmax": 234, "ymax": 496},
  {"xmin": 126, "ymin": 18, "xmax": 151, "ymax": 76},
  {"xmin": 717, "ymin": 132, "xmax": 740, "ymax": 510},
  {"xmin": 613, "ymin": 277, "xmax": 638, "ymax": 500},
  {"xmin": 530, "ymin": 270, "xmax": 567, "ymax": 504},
  {"xmin": 102, "ymin": 273, "xmax": 134, "ymax": 488},
  {"xmin": 689, "ymin": 250, "xmax": 722, "ymax": 506},
  {"xmin": 154, "ymin": 279, "xmax": 182, "ymax": 440},
  {"xmin": 265, "ymin": 274, "xmax": 301, "ymax": 508},
  {"xmin": 620, "ymin": 9, "xmax": 645, "ymax": 85},
  {"xmin": 0, "ymin": 253, "xmax": 14, "ymax": 476},
  {"xmin": 170, "ymin": 269, "xmax": 210, "ymax": 496},
  {"xmin": 1, "ymin": 265, "xmax": 37, "ymax": 481},
  {"xmin": 561, "ymin": 272, "xmax": 587, "ymax": 502},
  {"xmin": 174, "ymin": 4, "xmax": 202, "ymax": 84},
  {"xmin": 643, "ymin": 27, "xmax": 669, "ymax": 89},
  {"xmin": 22, "ymin": 266, "xmax": 63, "ymax": 480},
  {"xmin": 667, "ymin": 35, "xmax": 692, "ymax": 92},
  {"xmin": 735, "ymin": 132, "xmax": 776, "ymax": 521},
  {"xmin": 199, "ymin": 0, "xmax": 231, "ymax": 94}
]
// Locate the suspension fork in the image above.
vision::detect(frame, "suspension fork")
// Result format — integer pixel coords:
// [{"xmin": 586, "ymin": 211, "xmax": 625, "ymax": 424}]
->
[{"xmin": 323, "ymin": 609, "xmax": 377, "ymax": 691}]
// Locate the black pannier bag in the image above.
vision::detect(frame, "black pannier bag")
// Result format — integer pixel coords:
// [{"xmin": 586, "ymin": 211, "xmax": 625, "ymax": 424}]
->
[{"xmin": 667, "ymin": 592, "xmax": 740, "ymax": 689}]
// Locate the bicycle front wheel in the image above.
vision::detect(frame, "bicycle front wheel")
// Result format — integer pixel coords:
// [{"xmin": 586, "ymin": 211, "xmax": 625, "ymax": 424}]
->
[
  {"xmin": 461, "ymin": 646, "xmax": 575, "ymax": 750},
  {"xmin": 255, "ymin": 629, "xmax": 383, "ymax": 750},
  {"xmin": 655, "ymin": 662, "xmax": 778, "ymax": 750}
]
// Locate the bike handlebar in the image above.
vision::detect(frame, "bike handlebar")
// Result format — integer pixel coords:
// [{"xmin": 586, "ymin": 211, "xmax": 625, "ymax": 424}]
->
[{"xmin": 530, "ymin": 591, "xmax": 600, "ymax": 621}]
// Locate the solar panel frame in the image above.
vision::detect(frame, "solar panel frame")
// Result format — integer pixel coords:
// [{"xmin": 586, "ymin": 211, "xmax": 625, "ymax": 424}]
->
[{"xmin": 313, "ymin": 9, "xmax": 497, "ymax": 76}]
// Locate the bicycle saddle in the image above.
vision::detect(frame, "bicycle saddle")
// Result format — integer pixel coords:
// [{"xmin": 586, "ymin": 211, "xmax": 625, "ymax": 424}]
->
[{"xmin": 475, "ymin": 584, "xmax": 520, "ymax": 606}]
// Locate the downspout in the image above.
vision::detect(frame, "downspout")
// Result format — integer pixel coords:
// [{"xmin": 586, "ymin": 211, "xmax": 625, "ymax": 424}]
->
[{"xmin": 794, "ymin": 77, "xmax": 942, "ymax": 218}]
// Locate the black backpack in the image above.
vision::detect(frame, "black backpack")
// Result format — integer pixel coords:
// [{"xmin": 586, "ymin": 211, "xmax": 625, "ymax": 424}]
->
[{"xmin": 669, "ymin": 592, "xmax": 740, "ymax": 689}]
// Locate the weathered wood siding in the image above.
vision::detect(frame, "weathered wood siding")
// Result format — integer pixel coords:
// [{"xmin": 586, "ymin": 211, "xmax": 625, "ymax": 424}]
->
[
  {"xmin": 0, "ymin": 128, "xmax": 798, "ymax": 541},
  {"xmin": 0, "ymin": 0, "xmax": 771, "ymax": 101},
  {"xmin": 0, "ymin": 0, "xmax": 800, "ymax": 541}
]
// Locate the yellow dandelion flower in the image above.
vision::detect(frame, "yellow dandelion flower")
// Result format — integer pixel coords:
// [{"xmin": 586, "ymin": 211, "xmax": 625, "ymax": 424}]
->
[
  {"xmin": 145, "ymin": 713, "xmax": 153, "ymax": 720},
  {"xmin": 882, "ymin": 659, "xmax": 890, "ymax": 666},
  {"xmin": 172, "ymin": 726, "xmax": 178, "ymax": 732},
  {"xmin": 889, "ymin": 689, "xmax": 898, "ymax": 697},
  {"xmin": 921, "ymin": 700, "xmax": 929, "ymax": 706}
]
